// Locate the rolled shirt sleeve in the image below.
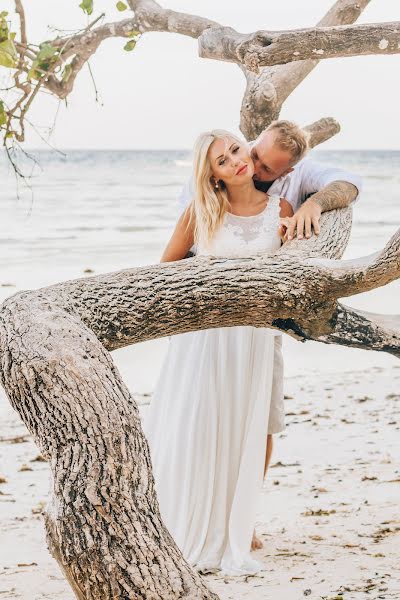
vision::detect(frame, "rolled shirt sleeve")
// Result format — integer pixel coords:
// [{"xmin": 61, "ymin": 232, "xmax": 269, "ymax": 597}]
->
[{"xmin": 284, "ymin": 158, "xmax": 362, "ymax": 212}]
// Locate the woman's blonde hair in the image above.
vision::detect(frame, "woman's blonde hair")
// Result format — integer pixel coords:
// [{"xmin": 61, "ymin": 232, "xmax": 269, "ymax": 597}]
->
[{"xmin": 190, "ymin": 129, "xmax": 243, "ymax": 249}]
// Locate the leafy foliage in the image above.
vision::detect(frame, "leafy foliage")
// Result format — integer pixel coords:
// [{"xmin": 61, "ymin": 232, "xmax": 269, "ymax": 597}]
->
[
  {"xmin": 79, "ymin": 0, "xmax": 94, "ymax": 16},
  {"xmin": 28, "ymin": 42, "xmax": 59, "ymax": 80},
  {"xmin": 0, "ymin": 11, "xmax": 17, "ymax": 68},
  {"xmin": 0, "ymin": 100, "xmax": 7, "ymax": 127},
  {"xmin": 124, "ymin": 31, "xmax": 141, "ymax": 52}
]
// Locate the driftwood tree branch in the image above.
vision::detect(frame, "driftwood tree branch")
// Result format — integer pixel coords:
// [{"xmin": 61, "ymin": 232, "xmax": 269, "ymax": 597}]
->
[
  {"xmin": 239, "ymin": 0, "xmax": 371, "ymax": 139},
  {"xmin": 317, "ymin": 305, "xmax": 400, "ymax": 355},
  {"xmin": 304, "ymin": 117, "xmax": 341, "ymax": 149},
  {"xmin": 0, "ymin": 212, "xmax": 399, "ymax": 598},
  {"xmin": 199, "ymin": 22, "xmax": 400, "ymax": 71},
  {"xmin": 1, "ymin": 208, "xmax": 399, "ymax": 597}
]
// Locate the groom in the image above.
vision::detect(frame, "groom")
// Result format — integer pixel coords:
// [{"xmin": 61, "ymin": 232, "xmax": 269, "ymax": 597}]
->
[{"xmin": 178, "ymin": 120, "xmax": 362, "ymax": 499}]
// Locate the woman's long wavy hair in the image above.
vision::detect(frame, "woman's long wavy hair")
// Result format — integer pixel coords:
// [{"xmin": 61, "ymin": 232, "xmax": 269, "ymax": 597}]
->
[{"xmin": 190, "ymin": 129, "xmax": 244, "ymax": 250}]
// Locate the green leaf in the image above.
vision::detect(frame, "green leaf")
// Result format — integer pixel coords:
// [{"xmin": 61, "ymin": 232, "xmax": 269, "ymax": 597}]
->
[
  {"xmin": 0, "ymin": 101, "xmax": 7, "ymax": 126},
  {"xmin": 62, "ymin": 63, "xmax": 73, "ymax": 83},
  {"xmin": 0, "ymin": 12, "xmax": 9, "ymax": 42},
  {"xmin": 127, "ymin": 30, "xmax": 140, "ymax": 38},
  {"xmin": 79, "ymin": 0, "xmax": 93, "ymax": 15},
  {"xmin": 5, "ymin": 131, "xmax": 14, "ymax": 138},
  {"xmin": 124, "ymin": 39, "xmax": 136, "ymax": 51},
  {"xmin": 116, "ymin": 1, "xmax": 127, "ymax": 11},
  {"xmin": 0, "ymin": 38, "xmax": 17, "ymax": 68},
  {"xmin": 27, "ymin": 43, "xmax": 59, "ymax": 80},
  {"xmin": 37, "ymin": 42, "xmax": 58, "ymax": 62}
]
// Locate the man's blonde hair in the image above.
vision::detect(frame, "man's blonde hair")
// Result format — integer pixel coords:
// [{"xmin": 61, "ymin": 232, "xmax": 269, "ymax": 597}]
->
[
  {"xmin": 265, "ymin": 120, "xmax": 309, "ymax": 165},
  {"xmin": 190, "ymin": 129, "xmax": 243, "ymax": 250}
]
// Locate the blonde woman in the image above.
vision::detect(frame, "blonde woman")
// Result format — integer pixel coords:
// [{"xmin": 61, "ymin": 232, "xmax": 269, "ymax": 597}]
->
[{"xmin": 143, "ymin": 130, "xmax": 293, "ymax": 575}]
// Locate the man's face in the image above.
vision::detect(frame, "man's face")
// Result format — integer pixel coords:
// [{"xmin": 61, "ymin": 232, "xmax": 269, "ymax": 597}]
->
[{"xmin": 251, "ymin": 131, "xmax": 294, "ymax": 183}]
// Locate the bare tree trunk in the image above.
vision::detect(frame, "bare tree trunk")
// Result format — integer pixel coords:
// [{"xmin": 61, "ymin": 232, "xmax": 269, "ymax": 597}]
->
[{"xmin": 0, "ymin": 296, "xmax": 218, "ymax": 599}]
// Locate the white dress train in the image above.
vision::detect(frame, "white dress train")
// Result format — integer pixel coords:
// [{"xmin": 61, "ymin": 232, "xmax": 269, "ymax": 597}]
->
[{"xmin": 143, "ymin": 195, "xmax": 284, "ymax": 575}]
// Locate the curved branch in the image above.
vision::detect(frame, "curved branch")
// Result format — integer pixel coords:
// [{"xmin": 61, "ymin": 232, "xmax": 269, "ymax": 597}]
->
[
  {"xmin": 307, "ymin": 227, "xmax": 400, "ymax": 297},
  {"xmin": 270, "ymin": 0, "xmax": 372, "ymax": 105},
  {"xmin": 316, "ymin": 304, "xmax": 400, "ymax": 358},
  {"xmin": 4, "ymin": 210, "xmax": 396, "ymax": 353},
  {"xmin": 128, "ymin": 0, "xmax": 217, "ymax": 37},
  {"xmin": 14, "ymin": 0, "xmax": 27, "ymax": 46},
  {"xmin": 199, "ymin": 22, "xmax": 400, "ymax": 71},
  {"xmin": 0, "ymin": 298, "xmax": 218, "ymax": 599},
  {"xmin": 239, "ymin": 0, "xmax": 371, "ymax": 140},
  {"xmin": 304, "ymin": 117, "xmax": 341, "ymax": 149}
]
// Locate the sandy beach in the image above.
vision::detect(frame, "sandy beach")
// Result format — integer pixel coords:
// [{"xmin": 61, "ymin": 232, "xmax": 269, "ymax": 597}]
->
[{"xmin": 1, "ymin": 354, "xmax": 399, "ymax": 600}]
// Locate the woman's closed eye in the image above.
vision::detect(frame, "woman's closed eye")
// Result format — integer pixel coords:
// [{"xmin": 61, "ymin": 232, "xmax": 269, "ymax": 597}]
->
[{"xmin": 219, "ymin": 146, "xmax": 240, "ymax": 165}]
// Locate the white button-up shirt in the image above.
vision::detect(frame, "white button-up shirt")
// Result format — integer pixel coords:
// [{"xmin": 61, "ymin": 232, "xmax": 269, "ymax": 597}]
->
[{"xmin": 178, "ymin": 157, "xmax": 362, "ymax": 213}]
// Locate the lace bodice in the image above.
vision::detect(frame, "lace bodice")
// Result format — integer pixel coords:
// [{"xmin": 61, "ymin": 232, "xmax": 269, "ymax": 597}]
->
[{"xmin": 198, "ymin": 195, "xmax": 281, "ymax": 257}]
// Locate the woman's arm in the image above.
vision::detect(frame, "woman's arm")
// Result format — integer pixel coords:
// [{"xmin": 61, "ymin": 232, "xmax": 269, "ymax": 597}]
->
[
  {"xmin": 160, "ymin": 207, "xmax": 195, "ymax": 262},
  {"xmin": 279, "ymin": 198, "xmax": 294, "ymax": 218},
  {"xmin": 278, "ymin": 198, "xmax": 294, "ymax": 243}
]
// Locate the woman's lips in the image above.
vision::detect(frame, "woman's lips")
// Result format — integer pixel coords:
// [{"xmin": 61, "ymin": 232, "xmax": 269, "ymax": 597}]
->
[{"xmin": 236, "ymin": 164, "xmax": 248, "ymax": 176}]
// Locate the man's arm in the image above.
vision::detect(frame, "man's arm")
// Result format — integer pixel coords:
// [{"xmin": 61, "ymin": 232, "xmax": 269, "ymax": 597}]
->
[{"xmin": 287, "ymin": 180, "xmax": 358, "ymax": 240}]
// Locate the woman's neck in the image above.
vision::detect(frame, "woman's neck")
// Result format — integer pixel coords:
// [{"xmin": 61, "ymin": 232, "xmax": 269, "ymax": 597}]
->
[{"xmin": 227, "ymin": 181, "xmax": 263, "ymax": 208}]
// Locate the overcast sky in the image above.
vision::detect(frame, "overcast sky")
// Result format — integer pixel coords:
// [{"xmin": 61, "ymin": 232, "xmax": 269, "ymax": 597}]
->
[{"xmin": 4, "ymin": 0, "xmax": 400, "ymax": 149}]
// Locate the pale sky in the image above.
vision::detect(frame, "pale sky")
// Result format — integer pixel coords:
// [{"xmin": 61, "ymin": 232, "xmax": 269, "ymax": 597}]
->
[{"xmin": 3, "ymin": 0, "xmax": 400, "ymax": 149}]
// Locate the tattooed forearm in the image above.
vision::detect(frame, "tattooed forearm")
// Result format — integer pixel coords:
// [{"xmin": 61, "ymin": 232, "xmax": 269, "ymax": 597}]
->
[{"xmin": 309, "ymin": 181, "xmax": 358, "ymax": 213}]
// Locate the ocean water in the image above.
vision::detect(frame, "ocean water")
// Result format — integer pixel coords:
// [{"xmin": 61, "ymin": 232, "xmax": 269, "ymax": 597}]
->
[{"xmin": 0, "ymin": 149, "xmax": 399, "ymax": 388}]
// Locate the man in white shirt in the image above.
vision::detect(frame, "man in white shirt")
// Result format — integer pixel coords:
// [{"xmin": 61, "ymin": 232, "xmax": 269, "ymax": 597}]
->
[{"xmin": 177, "ymin": 120, "xmax": 362, "ymax": 487}]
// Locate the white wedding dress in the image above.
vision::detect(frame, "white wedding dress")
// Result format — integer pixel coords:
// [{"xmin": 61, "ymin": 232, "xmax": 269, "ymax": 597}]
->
[{"xmin": 143, "ymin": 195, "xmax": 283, "ymax": 575}]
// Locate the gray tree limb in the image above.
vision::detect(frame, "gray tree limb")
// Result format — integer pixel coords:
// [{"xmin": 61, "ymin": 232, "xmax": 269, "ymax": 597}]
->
[
  {"xmin": 239, "ymin": 0, "xmax": 371, "ymax": 139},
  {"xmin": 199, "ymin": 22, "xmax": 400, "ymax": 71},
  {"xmin": 304, "ymin": 117, "xmax": 341, "ymax": 149}
]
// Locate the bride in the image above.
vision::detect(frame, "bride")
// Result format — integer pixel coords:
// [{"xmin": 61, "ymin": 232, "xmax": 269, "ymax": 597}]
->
[{"xmin": 143, "ymin": 129, "xmax": 293, "ymax": 575}]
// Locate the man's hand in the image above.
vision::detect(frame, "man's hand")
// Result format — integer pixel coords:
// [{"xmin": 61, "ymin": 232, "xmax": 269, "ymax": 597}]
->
[
  {"xmin": 286, "ymin": 181, "xmax": 359, "ymax": 240},
  {"xmin": 285, "ymin": 199, "xmax": 322, "ymax": 241}
]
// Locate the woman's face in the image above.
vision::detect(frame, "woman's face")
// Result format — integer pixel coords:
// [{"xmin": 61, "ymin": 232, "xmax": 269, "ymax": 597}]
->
[{"xmin": 208, "ymin": 137, "xmax": 254, "ymax": 187}]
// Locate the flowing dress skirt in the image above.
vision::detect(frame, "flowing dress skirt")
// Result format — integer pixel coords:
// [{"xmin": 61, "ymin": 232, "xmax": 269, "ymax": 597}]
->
[{"xmin": 143, "ymin": 325, "xmax": 276, "ymax": 575}]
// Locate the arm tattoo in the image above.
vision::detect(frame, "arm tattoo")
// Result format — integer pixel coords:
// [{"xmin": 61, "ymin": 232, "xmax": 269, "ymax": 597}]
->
[{"xmin": 309, "ymin": 181, "xmax": 358, "ymax": 213}]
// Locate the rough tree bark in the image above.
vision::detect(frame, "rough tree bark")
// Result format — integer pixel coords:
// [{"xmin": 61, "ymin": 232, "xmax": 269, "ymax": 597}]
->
[
  {"xmin": 0, "ymin": 208, "xmax": 399, "ymax": 599},
  {"xmin": 1, "ymin": 1, "xmax": 399, "ymax": 599},
  {"xmin": 199, "ymin": 21, "xmax": 400, "ymax": 71},
  {"xmin": 238, "ymin": 0, "xmax": 372, "ymax": 139}
]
